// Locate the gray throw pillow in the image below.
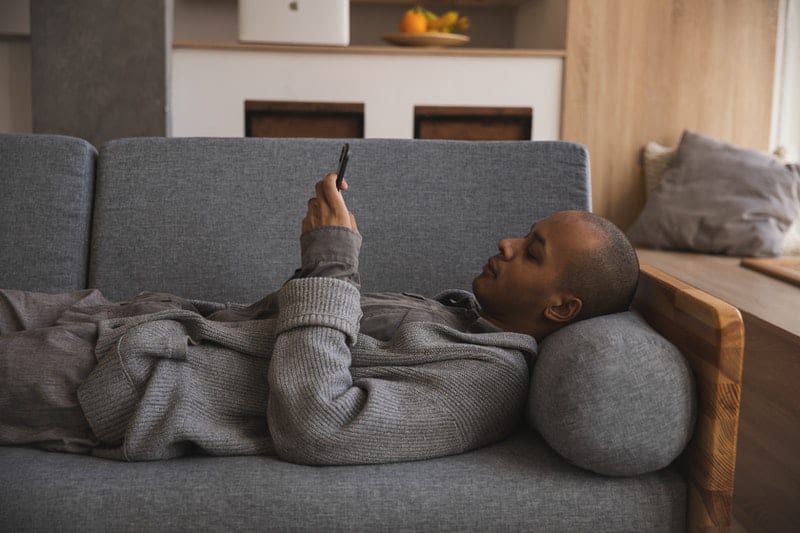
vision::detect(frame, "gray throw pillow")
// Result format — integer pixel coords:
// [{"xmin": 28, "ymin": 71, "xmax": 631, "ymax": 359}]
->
[
  {"xmin": 528, "ymin": 311, "xmax": 696, "ymax": 477},
  {"xmin": 628, "ymin": 130, "xmax": 800, "ymax": 257}
]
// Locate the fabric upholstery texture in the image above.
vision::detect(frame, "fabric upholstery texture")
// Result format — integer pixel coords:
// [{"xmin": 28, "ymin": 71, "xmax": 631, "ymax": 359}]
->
[
  {"xmin": 785, "ymin": 220, "xmax": 800, "ymax": 255},
  {"xmin": 640, "ymin": 138, "xmax": 800, "ymax": 256},
  {"xmin": 641, "ymin": 141, "xmax": 677, "ymax": 197},
  {"xmin": 1, "ymin": 134, "xmax": 693, "ymax": 530},
  {"xmin": 0, "ymin": 427, "xmax": 686, "ymax": 532},
  {"xmin": 529, "ymin": 311, "xmax": 696, "ymax": 476},
  {"xmin": 629, "ymin": 130, "xmax": 800, "ymax": 257},
  {"xmin": 88, "ymin": 137, "xmax": 590, "ymax": 302},
  {"xmin": 0, "ymin": 133, "xmax": 95, "ymax": 292}
]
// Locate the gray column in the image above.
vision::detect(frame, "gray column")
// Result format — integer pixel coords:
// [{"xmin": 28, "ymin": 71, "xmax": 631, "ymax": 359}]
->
[{"xmin": 30, "ymin": 0, "xmax": 172, "ymax": 147}]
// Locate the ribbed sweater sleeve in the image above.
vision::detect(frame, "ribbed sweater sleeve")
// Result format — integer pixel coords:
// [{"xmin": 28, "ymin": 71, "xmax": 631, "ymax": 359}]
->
[{"xmin": 267, "ymin": 277, "xmax": 532, "ymax": 465}]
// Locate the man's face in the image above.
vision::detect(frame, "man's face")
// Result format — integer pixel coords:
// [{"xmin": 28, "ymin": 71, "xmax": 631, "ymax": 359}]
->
[{"xmin": 472, "ymin": 211, "xmax": 601, "ymax": 336}]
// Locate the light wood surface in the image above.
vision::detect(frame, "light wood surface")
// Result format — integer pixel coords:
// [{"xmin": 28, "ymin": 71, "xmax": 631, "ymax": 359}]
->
[
  {"xmin": 634, "ymin": 263, "xmax": 745, "ymax": 533},
  {"xmin": 561, "ymin": 0, "xmax": 780, "ymax": 229},
  {"xmin": 637, "ymin": 249, "xmax": 800, "ymax": 339},
  {"xmin": 382, "ymin": 32, "xmax": 470, "ymax": 47},
  {"xmin": 637, "ymin": 249, "xmax": 800, "ymax": 533},
  {"xmin": 172, "ymin": 40, "xmax": 566, "ymax": 58},
  {"xmin": 740, "ymin": 257, "xmax": 800, "ymax": 288}
]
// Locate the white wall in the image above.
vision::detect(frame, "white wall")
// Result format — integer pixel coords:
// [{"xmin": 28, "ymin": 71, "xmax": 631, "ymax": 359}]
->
[
  {"xmin": 171, "ymin": 47, "xmax": 563, "ymax": 139},
  {"xmin": 772, "ymin": 0, "xmax": 800, "ymax": 161}
]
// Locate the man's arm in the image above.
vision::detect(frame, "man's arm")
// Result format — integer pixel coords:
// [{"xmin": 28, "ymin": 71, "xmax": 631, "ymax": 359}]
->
[
  {"xmin": 289, "ymin": 174, "xmax": 361, "ymax": 287},
  {"xmin": 266, "ymin": 175, "xmax": 531, "ymax": 465},
  {"xmin": 268, "ymin": 289, "xmax": 531, "ymax": 465}
]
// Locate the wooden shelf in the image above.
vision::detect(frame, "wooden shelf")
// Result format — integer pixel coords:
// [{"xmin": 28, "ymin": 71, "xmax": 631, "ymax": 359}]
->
[
  {"xmin": 0, "ymin": 32, "xmax": 29, "ymax": 41},
  {"xmin": 352, "ymin": 0, "xmax": 529, "ymax": 6},
  {"xmin": 173, "ymin": 40, "xmax": 565, "ymax": 58}
]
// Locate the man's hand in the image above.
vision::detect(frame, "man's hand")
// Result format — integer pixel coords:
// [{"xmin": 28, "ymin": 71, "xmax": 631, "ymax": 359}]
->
[{"xmin": 302, "ymin": 173, "xmax": 358, "ymax": 235}]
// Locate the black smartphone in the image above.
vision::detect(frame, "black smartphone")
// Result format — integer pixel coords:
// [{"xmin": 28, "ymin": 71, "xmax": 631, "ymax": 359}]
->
[{"xmin": 336, "ymin": 143, "xmax": 350, "ymax": 191}]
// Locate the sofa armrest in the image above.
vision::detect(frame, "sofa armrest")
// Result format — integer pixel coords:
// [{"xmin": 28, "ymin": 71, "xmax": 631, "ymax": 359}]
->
[{"xmin": 633, "ymin": 263, "xmax": 744, "ymax": 533}]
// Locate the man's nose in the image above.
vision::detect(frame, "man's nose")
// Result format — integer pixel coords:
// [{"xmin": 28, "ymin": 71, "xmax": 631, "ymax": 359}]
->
[{"xmin": 497, "ymin": 238, "xmax": 518, "ymax": 259}]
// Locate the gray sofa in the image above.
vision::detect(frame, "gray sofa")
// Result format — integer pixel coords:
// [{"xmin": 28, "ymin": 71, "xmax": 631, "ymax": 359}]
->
[{"xmin": 0, "ymin": 134, "xmax": 741, "ymax": 532}]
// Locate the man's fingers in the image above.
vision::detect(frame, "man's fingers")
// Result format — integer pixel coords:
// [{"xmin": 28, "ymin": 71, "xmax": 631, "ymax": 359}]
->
[
  {"xmin": 319, "ymin": 173, "xmax": 349, "ymax": 212},
  {"xmin": 314, "ymin": 174, "xmax": 351, "ymax": 218},
  {"xmin": 307, "ymin": 197, "xmax": 320, "ymax": 218},
  {"xmin": 314, "ymin": 174, "xmax": 338, "ymax": 201},
  {"xmin": 305, "ymin": 174, "xmax": 356, "ymax": 232},
  {"xmin": 314, "ymin": 178, "xmax": 326, "ymax": 203}
]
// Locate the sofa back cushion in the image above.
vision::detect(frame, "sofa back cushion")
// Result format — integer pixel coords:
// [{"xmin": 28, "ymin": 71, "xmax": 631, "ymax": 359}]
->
[
  {"xmin": 0, "ymin": 134, "xmax": 96, "ymax": 293},
  {"xmin": 89, "ymin": 138, "xmax": 590, "ymax": 302}
]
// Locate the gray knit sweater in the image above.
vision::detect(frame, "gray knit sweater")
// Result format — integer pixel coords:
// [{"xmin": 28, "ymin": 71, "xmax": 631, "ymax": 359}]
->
[{"xmin": 77, "ymin": 229, "xmax": 537, "ymax": 464}]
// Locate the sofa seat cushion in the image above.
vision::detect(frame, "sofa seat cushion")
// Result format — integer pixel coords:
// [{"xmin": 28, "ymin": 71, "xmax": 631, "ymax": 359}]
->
[
  {"xmin": 0, "ymin": 427, "xmax": 685, "ymax": 532},
  {"xmin": 529, "ymin": 311, "xmax": 696, "ymax": 476},
  {"xmin": 0, "ymin": 134, "xmax": 96, "ymax": 292}
]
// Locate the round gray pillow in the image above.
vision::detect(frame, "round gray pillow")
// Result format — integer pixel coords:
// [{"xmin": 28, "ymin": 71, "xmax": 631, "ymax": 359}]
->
[{"xmin": 528, "ymin": 311, "xmax": 696, "ymax": 476}]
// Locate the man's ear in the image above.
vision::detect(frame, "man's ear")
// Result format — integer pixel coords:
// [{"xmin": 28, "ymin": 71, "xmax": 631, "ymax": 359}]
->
[{"xmin": 544, "ymin": 295, "xmax": 582, "ymax": 324}]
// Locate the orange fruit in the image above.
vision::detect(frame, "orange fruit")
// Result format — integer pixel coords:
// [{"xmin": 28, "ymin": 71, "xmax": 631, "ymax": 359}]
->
[{"xmin": 399, "ymin": 10, "xmax": 428, "ymax": 33}]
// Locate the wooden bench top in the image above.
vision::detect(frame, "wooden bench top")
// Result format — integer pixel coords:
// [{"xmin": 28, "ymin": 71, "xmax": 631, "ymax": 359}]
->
[{"xmin": 637, "ymin": 249, "xmax": 800, "ymax": 343}]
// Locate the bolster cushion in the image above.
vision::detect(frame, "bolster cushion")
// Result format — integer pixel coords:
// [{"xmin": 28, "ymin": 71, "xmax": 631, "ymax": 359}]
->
[{"xmin": 528, "ymin": 311, "xmax": 696, "ymax": 476}]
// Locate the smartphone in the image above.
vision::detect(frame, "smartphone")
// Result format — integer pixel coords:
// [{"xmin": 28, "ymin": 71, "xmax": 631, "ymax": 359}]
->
[{"xmin": 336, "ymin": 143, "xmax": 350, "ymax": 191}]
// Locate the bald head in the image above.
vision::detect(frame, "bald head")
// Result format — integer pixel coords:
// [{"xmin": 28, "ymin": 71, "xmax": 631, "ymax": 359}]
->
[{"xmin": 555, "ymin": 211, "xmax": 640, "ymax": 321}]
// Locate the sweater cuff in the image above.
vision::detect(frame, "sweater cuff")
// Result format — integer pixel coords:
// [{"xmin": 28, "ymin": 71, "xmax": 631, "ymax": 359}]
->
[
  {"xmin": 293, "ymin": 227, "xmax": 362, "ymax": 287},
  {"xmin": 276, "ymin": 277, "xmax": 362, "ymax": 344}
]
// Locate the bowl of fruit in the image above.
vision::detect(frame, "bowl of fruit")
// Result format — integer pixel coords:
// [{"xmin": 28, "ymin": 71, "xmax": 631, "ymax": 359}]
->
[{"xmin": 383, "ymin": 6, "xmax": 471, "ymax": 47}]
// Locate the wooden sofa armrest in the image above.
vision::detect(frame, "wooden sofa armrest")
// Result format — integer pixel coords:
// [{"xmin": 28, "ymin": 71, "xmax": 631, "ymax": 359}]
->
[{"xmin": 633, "ymin": 263, "xmax": 744, "ymax": 533}]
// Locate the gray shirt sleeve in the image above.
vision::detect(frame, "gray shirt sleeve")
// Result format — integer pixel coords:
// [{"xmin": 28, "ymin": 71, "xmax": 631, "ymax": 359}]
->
[{"xmin": 290, "ymin": 226, "xmax": 362, "ymax": 289}]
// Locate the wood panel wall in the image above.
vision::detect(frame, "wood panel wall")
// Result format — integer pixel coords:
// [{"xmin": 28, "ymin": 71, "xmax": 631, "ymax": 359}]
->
[{"xmin": 561, "ymin": 0, "xmax": 780, "ymax": 229}]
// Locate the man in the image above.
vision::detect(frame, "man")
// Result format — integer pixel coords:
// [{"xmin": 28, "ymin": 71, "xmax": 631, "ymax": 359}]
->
[{"xmin": 0, "ymin": 174, "xmax": 639, "ymax": 465}]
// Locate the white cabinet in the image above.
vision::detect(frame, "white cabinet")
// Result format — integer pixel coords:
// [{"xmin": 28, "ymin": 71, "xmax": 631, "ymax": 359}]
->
[
  {"xmin": 170, "ymin": 44, "xmax": 563, "ymax": 139},
  {"xmin": 170, "ymin": 0, "xmax": 566, "ymax": 139}
]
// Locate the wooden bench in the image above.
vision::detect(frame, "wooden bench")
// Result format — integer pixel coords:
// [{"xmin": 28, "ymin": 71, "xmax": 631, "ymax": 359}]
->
[{"xmin": 638, "ymin": 249, "xmax": 800, "ymax": 532}]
